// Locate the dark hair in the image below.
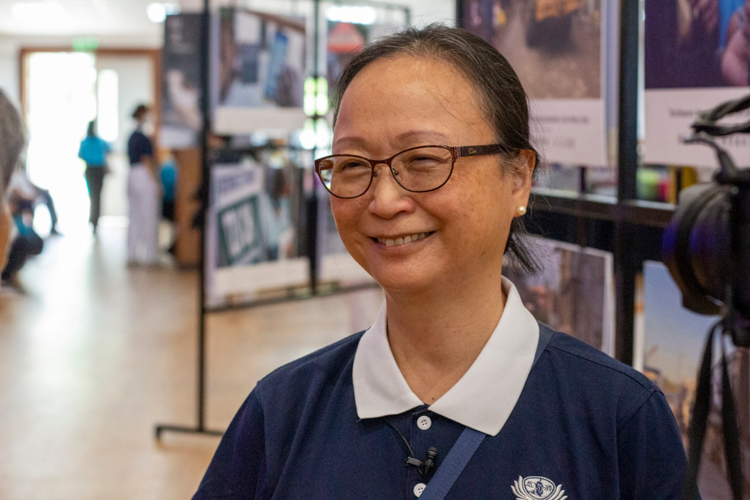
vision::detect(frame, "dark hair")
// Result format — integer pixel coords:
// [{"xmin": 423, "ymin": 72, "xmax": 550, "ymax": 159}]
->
[
  {"xmin": 332, "ymin": 24, "xmax": 540, "ymax": 273},
  {"xmin": 132, "ymin": 104, "xmax": 149, "ymax": 121},
  {"xmin": 87, "ymin": 120, "xmax": 96, "ymax": 137},
  {"xmin": 0, "ymin": 90, "xmax": 24, "ymax": 203}
]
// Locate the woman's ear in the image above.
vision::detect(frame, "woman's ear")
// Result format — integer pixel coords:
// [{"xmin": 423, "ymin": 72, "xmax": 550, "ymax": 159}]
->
[{"xmin": 511, "ymin": 149, "xmax": 535, "ymax": 204}]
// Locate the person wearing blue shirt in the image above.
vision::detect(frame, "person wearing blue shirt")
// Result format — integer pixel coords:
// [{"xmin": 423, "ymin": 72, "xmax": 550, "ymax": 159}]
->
[
  {"xmin": 159, "ymin": 158, "xmax": 176, "ymax": 221},
  {"xmin": 126, "ymin": 104, "xmax": 159, "ymax": 264},
  {"xmin": 78, "ymin": 120, "xmax": 111, "ymax": 234},
  {"xmin": 194, "ymin": 26, "xmax": 688, "ymax": 499}
]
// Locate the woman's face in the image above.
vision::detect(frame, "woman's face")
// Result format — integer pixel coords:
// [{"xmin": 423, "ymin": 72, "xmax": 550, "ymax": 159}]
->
[{"xmin": 331, "ymin": 55, "xmax": 533, "ymax": 293}]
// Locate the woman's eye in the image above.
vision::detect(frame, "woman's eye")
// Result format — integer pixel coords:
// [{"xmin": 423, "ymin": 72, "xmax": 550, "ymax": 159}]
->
[
  {"xmin": 405, "ymin": 155, "xmax": 442, "ymax": 168},
  {"xmin": 339, "ymin": 160, "xmax": 369, "ymax": 171}
]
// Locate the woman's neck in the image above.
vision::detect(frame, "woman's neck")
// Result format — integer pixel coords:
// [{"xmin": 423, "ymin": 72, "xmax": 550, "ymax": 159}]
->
[{"xmin": 384, "ymin": 270, "xmax": 507, "ymax": 404}]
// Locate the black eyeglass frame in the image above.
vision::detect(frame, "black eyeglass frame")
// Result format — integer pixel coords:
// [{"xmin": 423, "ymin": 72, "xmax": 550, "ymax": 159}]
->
[{"xmin": 314, "ymin": 143, "xmax": 517, "ymax": 199}]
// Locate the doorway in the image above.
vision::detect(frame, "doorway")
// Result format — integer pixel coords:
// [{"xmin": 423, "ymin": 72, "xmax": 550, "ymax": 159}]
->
[{"xmin": 22, "ymin": 49, "xmax": 159, "ymax": 235}]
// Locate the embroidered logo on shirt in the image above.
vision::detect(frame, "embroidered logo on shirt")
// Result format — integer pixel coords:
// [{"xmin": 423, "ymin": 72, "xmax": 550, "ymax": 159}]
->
[{"xmin": 511, "ymin": 476, "xmax": 567, "ymax": 500}]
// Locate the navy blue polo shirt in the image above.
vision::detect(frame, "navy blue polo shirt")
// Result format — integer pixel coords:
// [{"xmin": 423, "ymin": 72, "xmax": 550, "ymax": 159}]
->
[
  {"xmin": 195, "ymin": 286, "xmax": 686, "ymax": 499},
  {"xmin": 128, "ymin": 130, "xmax": 153, "ymax": 166}
]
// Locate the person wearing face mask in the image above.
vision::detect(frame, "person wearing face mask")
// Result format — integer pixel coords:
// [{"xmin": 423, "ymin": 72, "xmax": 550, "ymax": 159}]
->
[
  {"xmin": 194, "ymin": 26, "xmax": 688, "ymax": 499},
  {"xmin": 0, "ymin": 90, "xmax": 25, "ymax": 289},
  {"xmin": 127, "ymin": 104, "xmax": 160, "ymax": 265}
]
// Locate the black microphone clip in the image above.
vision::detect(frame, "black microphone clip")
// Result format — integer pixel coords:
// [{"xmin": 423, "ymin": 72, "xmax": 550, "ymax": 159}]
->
[
  {"xmin": 421, "ymin": 447, "xmax": 438, "ymax": 477},
  {"xmin": 405, "ymin": 447, "xmax": 438, "ymax": 477}
]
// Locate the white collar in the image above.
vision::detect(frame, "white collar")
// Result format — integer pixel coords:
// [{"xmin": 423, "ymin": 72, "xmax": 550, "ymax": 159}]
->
[{"xmin": 352, "ymin": 277, "xmax": 540, "ymax": 437}]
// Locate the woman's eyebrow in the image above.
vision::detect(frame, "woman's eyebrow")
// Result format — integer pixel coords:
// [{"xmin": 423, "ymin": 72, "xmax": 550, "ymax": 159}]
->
[
  {"xmin": 332, "ymin": 135, "xmax": 368, "ymax": 150},
  {"xmin": 333, "ymin": 130, "xmax": 450, "ymax": 150},
  {"xmin": 393, "ymin": 130, "xmax": 450, "ymax": 143}
]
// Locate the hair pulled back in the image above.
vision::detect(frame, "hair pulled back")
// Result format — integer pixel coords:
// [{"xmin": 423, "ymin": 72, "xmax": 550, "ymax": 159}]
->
[{"xmin": 331, "ymin": 24, "xmax": 539, "ymax": 273}]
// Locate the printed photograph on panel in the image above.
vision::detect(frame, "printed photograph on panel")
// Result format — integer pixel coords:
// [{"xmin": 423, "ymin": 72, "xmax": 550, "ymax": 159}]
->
[
  {"xmin": 503, "ymin": 237, "xmax": 613, "ymax": 353},
  {"xmin": 462, "ymin": 0, "xmax": 602, "ymax": 99},
  {"xmin": 645, "ymin": 0, "xmax": 750, "ymax": 88},
  {"xmin": 642, "ymin": 261, "xmax": 748, "ymax": 499},
  {"xmin": 217, "ymin": 8, "xmax": 305, "ymax": 108},
  {"xmin": 211, "ymin": 158, "xmax": 298, "ymax": 268}
]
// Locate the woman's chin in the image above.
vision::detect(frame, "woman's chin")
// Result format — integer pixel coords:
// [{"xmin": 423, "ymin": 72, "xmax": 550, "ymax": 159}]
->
[{"xmin": 366, "ymin": 266, "xmax": 443, "ymax": 295}]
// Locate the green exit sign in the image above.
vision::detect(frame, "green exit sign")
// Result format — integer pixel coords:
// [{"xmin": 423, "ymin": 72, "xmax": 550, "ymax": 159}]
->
[{"xmin": 72, "ymin": 37, "xmax": 99, "ymax": 52}]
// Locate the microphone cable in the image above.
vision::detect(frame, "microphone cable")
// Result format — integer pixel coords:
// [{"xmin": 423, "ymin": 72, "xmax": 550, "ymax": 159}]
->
[{"xmin": 385, "ymin": 420, "xmax": 439, "ymax": 478}]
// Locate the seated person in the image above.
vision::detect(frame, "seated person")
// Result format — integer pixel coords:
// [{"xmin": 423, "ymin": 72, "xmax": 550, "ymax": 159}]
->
[
  {"xmin": 2, "ymin": 172, "xmax": 45, "ymax": 290},
  {"xmin": 7, "ymin": 167, "xmax": 60, "ymax": 235},
  {"xmin": 1, "ymin": 191, "xmax": 44, "ymax": 291}
]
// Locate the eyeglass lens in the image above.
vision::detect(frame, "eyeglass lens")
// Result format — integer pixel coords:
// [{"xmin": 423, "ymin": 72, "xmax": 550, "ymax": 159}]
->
[{"xmin": 317, "ymin": 147, "xmax": 453, "ymax": 198}]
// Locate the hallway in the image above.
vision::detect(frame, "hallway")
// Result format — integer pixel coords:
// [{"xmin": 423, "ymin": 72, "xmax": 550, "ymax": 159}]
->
[{"xmin": 0, "ymin": 222, "xmax": 383, "ymax": 499}]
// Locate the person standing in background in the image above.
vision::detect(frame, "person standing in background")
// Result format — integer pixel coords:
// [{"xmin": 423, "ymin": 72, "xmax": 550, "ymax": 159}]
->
[
  {"xmin": 127, "ymin": 104, "xmax": 159, "ymax": 265},
  {"xmin": 78, "ymin": 121, "xmax": 110, "ymax": 234}
]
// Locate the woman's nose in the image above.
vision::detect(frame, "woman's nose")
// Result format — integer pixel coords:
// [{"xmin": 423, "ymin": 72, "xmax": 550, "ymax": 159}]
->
[{"xmin": 367, "ymin": 163, "xmax": 413, "ymax": 218}]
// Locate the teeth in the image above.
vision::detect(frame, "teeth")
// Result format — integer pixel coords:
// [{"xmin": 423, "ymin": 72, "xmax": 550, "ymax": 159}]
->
[{"xmin": 378, "ymin": 232, "xmax": 430, "ymax": 247}]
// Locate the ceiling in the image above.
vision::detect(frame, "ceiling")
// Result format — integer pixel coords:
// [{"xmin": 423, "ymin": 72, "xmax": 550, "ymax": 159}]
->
[
  {"xmin": 0, "ymin": 0, "xmax": 455, "ymax": 38},
  {"xmin": 0, "ymin": 0, "xmax": 198, "ymax": 37}
]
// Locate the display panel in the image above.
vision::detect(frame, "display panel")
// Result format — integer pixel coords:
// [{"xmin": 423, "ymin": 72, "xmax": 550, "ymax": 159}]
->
[
  {"xmin": 503, "ymin": 236, "xmax": 615, "ymax": 355},
  {"xmin": 212, "ymin": 8, "xmax": 308, "ymax": 134},
  {"xmin": 644, "ymin": 0, "xmax": 750, "ymax": 168},
  {"xmin": 461, "ymin": 0, "xmax": 608, "ymax": 166},
  {"xmin": 206, "ymin": 156, "xmax": 308, "ymax": 305},
  {"xmin": 160, "ymin": 13, "xmax": 204, "ymax": 148}
]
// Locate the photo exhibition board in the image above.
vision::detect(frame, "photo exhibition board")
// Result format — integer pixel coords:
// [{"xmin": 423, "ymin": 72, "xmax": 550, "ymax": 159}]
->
[
  {"xmin": 502, "ymin": 236, "xmax": 615, "ymax": 355},
  {"xmin": 160, "ymin": 13, "xmax": 204, "ymax": 148},
  {"xmin": 644, "ymin": 0, "xmax": 750, "ymax": 168},
  {"xmin": 211, "ymin": 8, "xmax": 308, "ymax": 134},
  {"xmin": 461, "ymin": 0, "xmax": 608, "ymax": 166},
  {"xmin": 639, "ymin": 261, "xmax": 747, "ymax": 499},
  {"xmin": 205, "ymin": 159, "xmax": 308, "ymax": 306}
]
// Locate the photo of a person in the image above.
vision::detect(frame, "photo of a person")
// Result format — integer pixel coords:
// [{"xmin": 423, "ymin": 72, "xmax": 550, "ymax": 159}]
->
[{"xmin": 645, "ymin": 0, "xmax": 750, "ymax": 88}]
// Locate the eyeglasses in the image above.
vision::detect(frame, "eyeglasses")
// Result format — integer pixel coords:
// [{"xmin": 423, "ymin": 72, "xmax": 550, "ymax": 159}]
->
[{"xmin": 314, "ymin": 144, "xmax": 515, "ymax": 199}]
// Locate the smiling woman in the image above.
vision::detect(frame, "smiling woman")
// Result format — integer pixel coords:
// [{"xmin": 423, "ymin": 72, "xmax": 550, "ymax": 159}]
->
[{"xmin": 194, "ymin": 25, "xmax": 688, "ymax": 500}]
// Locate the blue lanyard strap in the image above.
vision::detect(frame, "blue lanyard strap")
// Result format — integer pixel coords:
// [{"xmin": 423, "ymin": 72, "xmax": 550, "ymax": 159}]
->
[
  {"xmin": 419, "ymin": 323, "xmax": 553, "ymax": 500},
  {"xmin": 418, "ymin": 428, "xmax": 485, "ymax": 500}
]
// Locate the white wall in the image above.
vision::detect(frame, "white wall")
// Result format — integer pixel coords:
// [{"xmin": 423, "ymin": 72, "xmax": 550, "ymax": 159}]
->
[
  {"xmin": 0, "ymin": 32, "xmax": 161, "ymax": 107},
  {"xmin": 0, "ymin": 39, "xmax": 21, "ymax": 108}
]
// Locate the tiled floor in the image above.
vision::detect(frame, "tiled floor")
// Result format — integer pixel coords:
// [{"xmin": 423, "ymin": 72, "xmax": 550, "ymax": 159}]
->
[{"xmin": 0, "ymin": 222, "xmax": 383, "ymax": 499}]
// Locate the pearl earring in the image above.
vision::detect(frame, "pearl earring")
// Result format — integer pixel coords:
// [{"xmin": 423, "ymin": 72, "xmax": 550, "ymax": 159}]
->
[{"xmin": 517, "ymin": 206, "xmax": 527, "ymax": 216}]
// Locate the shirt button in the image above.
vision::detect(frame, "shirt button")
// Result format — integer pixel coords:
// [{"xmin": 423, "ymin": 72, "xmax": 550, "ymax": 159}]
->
[
  {"xmin": 417, "ymin": 415, "xmax": 432, "ymax": 430},
  {"xmin": 413, "ymin": 482, "xmax": 427, "ymax": 497}
]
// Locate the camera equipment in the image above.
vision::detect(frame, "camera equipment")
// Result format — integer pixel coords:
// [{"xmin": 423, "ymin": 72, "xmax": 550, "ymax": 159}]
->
[{"xmin": 662, "ymin": 94, "xmax": 750, "ymax": 500}]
